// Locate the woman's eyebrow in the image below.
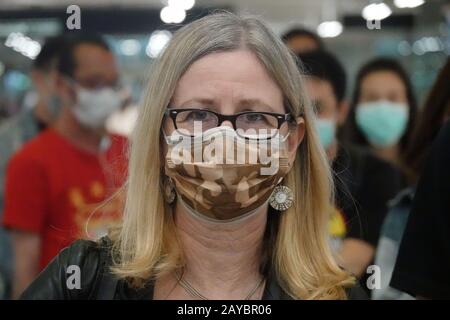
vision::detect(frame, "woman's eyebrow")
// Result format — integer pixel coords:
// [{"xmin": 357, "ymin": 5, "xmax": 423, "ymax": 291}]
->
[
  {"xmin": 238, "ymin": 99, "xmax": 277, "ymax": 112},
  {"xmin": 179, "ymin": 98, "xmax": 217, "ymax": 108},
  {"xmin": 176, "ymin": 98, "xmax": 278, "ymax": 113}
]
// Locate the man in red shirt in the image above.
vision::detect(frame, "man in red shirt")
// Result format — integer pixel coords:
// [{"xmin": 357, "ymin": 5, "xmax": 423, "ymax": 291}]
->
[{"xmin": 3, "ymin": 35, "xmax": 128, "ymax": 298}]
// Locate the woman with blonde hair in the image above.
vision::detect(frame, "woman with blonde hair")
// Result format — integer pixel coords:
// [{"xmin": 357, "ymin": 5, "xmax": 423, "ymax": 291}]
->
[{"xmin": 20, "ymin": 12, "xmax": 365, "ymax": 300}]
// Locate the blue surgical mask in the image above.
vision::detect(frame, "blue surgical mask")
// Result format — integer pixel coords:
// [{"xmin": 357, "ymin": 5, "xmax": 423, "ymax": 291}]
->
[
  {"xmin": 355, "ymin": 100, "xmax": 409, "ymax": 147},
  {"xmin": 316, "ymin": 118, "xmax": 336, "ymax": 149}
]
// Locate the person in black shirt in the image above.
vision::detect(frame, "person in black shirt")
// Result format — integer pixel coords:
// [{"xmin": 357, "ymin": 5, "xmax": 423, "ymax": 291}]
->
[
  {"xmin": 390, "ymin": 121, "xmax": 450, "ymax": 299},
  {"xmin": 373, "ymin": 58, "xmax": 450, "ymax": 299},
  {"xmin": 298, "ymin": 50, "xmax": 404, "ymax": 286}
]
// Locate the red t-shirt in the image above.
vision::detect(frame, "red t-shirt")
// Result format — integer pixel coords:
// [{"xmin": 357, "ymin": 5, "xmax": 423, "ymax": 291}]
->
[{"xmin": 3, "ymin": 128, "xmax": 128, "ymax": 270}]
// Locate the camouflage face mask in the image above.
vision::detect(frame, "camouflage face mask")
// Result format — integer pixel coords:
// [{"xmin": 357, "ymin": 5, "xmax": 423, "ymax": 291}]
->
[{"xmin": 164, "ymin": 126, "xmax": 291, "ymax": 222}]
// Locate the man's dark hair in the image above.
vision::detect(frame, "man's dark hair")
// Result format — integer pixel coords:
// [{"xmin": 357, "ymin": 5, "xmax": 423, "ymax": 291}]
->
[
  {"xmin": 58, "ymin": 34, "xmax": 111, "ymax": 77},
  {"xmin": 33, "ymin": 36, "xmax": 67, "ymax": 72},
  {"xmin": 281, "ymin": 27, "xmax": 324, "ymax": 49},
  {"xmin": 297, "ymin": 50, "xmax": 347, "ymax": 103}
]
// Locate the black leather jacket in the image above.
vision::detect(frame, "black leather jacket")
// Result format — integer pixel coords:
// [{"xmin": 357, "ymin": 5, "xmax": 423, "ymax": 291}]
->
[{"xmin": 21, "ymin": 237, "xmax": 367, "ymax": 300}]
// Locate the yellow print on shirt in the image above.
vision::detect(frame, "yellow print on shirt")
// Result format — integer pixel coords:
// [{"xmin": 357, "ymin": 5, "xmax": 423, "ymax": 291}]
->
[
  {"xmin": 328, "ymin": 206, "xmax": 347, "ymax": 238},
  {"xmin": 69, "ymin": 181, "xmax": 123, "ymax": 239}
]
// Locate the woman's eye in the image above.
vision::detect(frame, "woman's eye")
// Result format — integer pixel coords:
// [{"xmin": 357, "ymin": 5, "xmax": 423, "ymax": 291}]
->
[
  {"xmin": 188, "ymin": 110, "xmax": 209, "ymax": 121},
  {"xmin": 245, "ymin": 113, "xmax": 264, "ymax": 122}
]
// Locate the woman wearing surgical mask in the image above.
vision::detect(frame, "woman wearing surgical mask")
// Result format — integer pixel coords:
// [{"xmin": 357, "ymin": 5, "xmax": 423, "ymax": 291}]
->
[
  {"xmin": 344, "ymin": 58, "xmax": 417, "ymax": 168},
  {"xmin": 19, "ymin": 13, "xmax": 366, "ymax": 300}
]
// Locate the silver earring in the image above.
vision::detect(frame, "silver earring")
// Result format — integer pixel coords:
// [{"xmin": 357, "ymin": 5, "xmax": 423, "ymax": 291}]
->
[
  {"xmin": 269, "ymin": 185, "xmax": 293, "ymax": 211},
  {"xmin": 162, "ymin": 177, "xmax": 176, "ymax": 204}
]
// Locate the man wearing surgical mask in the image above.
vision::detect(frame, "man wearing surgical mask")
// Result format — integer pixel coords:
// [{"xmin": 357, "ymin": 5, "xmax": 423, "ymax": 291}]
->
[
  {"xmin": 298, "ymin": 50, "xmax": 403, "ymax": 294},
  {"xmin": 3, "ymin": 35, "xmax": 128, "ymax": 299}
]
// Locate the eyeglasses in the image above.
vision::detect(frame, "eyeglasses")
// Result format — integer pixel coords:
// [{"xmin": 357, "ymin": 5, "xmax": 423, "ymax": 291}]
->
[{"xmin": 164, "ymin": 108, "xmax": 295, "ymax": 140}]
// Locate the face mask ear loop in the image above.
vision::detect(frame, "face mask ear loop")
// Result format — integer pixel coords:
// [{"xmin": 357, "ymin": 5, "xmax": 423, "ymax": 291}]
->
[
  {"xmin": 162, "ymin": 130, "xmax": 170, "ymax": 145},
  {"xmin": 279, "ymin": 131, "xmax": 291, "ymax": 142},
  {"xmin": 61, "ymin": 76, "xmax": 81, "ymax": 110}
]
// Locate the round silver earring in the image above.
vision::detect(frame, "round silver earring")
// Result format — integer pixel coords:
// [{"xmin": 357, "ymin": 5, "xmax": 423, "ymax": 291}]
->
[
  {"xmin": 162, "ymin": 177, "xmax": 176, "ymax": 204},
  {"xmin": 269, "ymin": 185, "xmax": 293, "ymax": 211}
]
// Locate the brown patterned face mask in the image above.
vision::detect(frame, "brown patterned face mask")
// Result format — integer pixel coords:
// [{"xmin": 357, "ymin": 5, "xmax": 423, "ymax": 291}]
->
[{"xmin": 164, "ymin": 126, "xmax": 291, "ymax": 222}]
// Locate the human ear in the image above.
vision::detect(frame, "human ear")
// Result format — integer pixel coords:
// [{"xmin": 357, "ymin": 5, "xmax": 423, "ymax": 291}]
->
[{"xmin": 337, "ymin": 100, "xmax": 350, "ymax": 127}]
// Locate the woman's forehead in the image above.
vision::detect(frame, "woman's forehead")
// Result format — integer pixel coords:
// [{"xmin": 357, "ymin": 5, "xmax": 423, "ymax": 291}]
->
[
  {"xmin": 361, "ymin": 70, "xmax": 406, "ymax": 91},
  {"xmin": 172, "ymin": 50, "xmax": 284, "ymax": 109},
  {"xmin": 181, "ymin": 50, "xmax": 276, "ymax": 83}
]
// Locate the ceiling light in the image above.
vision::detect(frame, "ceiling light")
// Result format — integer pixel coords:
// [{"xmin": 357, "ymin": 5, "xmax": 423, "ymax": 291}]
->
[
  {"xmin": 317, "ymin": 21, "xmax": 343, "ymax": 38},
  {"xmin": 146, "ymin": 30, "xmax": 172, "ymax": 58},
  {"xmin": 362, "ymin": 3, "xmax": 392, "ymax": 21},
  {"xmin": 394, "ymin": 0, "xmax": 425, "ymax": 9}
]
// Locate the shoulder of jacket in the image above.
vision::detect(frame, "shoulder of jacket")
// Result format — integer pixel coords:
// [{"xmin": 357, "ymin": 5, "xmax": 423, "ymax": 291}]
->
[
  {"xmin": 20, "ymin": 237, "xmax": 113, "ymax": 300},
  {"xmin": 63, "ymin": 237, "xmax": 114, "ymax": 299},
  {"xmin": 345, "ymin": 283, "xmax": 369, "ymax": 300},
  {"xmin": 58, "ymin": 238, "xmax": 108, "ymax": 268}
]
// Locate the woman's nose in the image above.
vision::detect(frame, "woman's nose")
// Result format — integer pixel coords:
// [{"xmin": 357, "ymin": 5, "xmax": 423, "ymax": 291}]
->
[{"xmin": 219, "ymin": 120, "xmax": 234, "ymax": 129}]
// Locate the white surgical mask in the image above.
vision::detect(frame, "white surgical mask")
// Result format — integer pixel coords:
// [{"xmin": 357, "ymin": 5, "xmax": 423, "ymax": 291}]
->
[{"xmin": 72, "ymin": 86, "xmax": 123, "ymax": 129}]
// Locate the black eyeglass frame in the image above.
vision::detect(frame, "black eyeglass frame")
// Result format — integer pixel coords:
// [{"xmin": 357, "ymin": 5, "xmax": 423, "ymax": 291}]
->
[{"xmin": 164, "ymin": 108, "xmax": 297, "ymax": 140}]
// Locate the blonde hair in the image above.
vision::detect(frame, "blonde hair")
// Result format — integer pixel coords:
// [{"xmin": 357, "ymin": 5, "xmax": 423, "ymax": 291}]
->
[{"xmin": 110, "ymin": 11, "xmax": 354, "ymax": 299}]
